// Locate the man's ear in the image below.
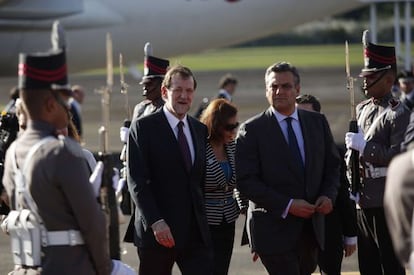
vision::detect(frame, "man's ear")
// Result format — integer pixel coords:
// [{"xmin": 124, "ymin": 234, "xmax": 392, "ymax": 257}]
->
[
  {"xmin": 44, "ymin": 94, "xmax": 56, "ymax": 113},
  {"xmin": 161, "ymin": 86, "xmax": 168, "ymax": 99}
]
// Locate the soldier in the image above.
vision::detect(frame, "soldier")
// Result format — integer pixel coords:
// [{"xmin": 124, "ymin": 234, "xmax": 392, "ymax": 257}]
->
[
  {"xmin": 2, "ymin": 50, "xmax": 111, "ymax": 274},
  {"xmin": 132, "ymin": 42, "xmax": 170, "ymax": 119},
  {"xmin": 344, "ymin": 31, "xmax": 410, "ymax": 275}
]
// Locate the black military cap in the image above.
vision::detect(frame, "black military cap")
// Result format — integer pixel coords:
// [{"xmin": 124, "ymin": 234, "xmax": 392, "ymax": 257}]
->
[
  {"xmin": 360, "ymin": 42, "xmax": 396, "ymax": 77},
  {"xmin": 18, "ymin": 49, "xmax": 71, "ymax": 95},
  {"xmin": 140, "ymin": 42, "xmax": 169, "ymax": 84}
]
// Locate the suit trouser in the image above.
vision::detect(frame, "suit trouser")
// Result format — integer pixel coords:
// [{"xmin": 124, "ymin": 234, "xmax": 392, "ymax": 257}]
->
[
  {"xmin": 209, "ymin": 221, "xmax": 235, "ymax": 275},
  {"xmin": 357, "ymin": 207, "xmax": 405, "ymax": 275},
  {"xmin": 318, "ymin": 209, "xmax": 344, "ymax": 275},
  {"xmin": 137, "ymin": 244, "xmax": 213, "ymax": 275},
  {"xmin": 259, "ymin": 220, "xmax": 318, "ymax": 275}
]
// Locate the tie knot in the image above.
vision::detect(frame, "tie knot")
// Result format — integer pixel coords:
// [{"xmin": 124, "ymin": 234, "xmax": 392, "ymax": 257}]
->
[
  {"xmin": 178, "ymin": 121, "xmax": 184, "ymax": 129},
  {"xmin": 285, "ymin": 117, "xmax": 293, "ymax": 124}
]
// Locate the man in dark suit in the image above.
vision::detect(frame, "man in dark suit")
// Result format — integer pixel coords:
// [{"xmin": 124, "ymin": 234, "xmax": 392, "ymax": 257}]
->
[
  {"xmin": 194, "ymin": 73, "xmax": 237, "ymax": 119},
  {"xmin": 236, "ymin": 62, "xmax": 340, "ymax": 275},
  {"xmin": 384, "ymin": 149, "xmax": 414, "ymax": 268},
  {"xmin": 127, "ymin": 65, "xmax": 213, "ymax": 275},
  {"xmin": 69, "ymin": 84, "xmax": 84, "ymax": 137},
  {"xmin": 296, "ymin": 94, "xmax": 357, "ymax": 275}
]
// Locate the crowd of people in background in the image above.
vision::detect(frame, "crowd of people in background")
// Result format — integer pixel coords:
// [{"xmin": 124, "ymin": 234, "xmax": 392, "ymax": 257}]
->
[{"xmin": 2, "ymin": 25, "xmax": 414, "ymax": 275}]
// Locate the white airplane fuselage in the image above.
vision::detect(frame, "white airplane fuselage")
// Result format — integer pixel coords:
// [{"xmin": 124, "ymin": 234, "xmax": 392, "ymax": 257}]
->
[{"xmin": 0, "ymin": 0, "xmax": 365, "ymax": 75}]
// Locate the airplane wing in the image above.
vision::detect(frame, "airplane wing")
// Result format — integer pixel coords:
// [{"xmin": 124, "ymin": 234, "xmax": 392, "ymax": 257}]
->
[{"xmin": 0, "ymin": 0, "xmax": 83, "ymax": 20}]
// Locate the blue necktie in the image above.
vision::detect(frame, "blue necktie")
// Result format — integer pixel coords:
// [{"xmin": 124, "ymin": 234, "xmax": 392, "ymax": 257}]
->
[
  {"xmin": 285, "ymin": 117, "xmax": 304, "ymax": 171},
  {"xmin": 177, "ymin": 121, "xmax": 192, "ymax": 172}
]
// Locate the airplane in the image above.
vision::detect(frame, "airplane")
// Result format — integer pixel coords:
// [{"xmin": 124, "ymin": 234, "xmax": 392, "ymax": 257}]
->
[{"xmin": 0, "ymin": 0, "xmax": 367, "ymax": 76}]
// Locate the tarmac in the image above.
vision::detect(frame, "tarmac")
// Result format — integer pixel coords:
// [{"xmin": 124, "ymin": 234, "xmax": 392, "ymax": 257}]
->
[{"xmin": 0, "ymin": 67, "xmax": 383, "ymax": 274}]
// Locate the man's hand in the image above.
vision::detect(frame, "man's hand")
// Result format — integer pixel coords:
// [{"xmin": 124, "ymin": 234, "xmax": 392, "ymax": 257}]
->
[
  {"xmin": 0, "ymin": 190, "xmax": 9, "ymax": 207},
  {"xmin": 288, "ymin": 199, "xmax": 315, "ymax": 218},
  {"xmin": 315, "ymin": 196, "xmax": 333, "ymax": 214},
  {"xmin": 344, "ymin": 243, "xmax": 357, "ymax": 257},
  {"xmin": 252, "ymin": 252, "xmax": 259, "ymax": 262},
  {"xmin": 151, "ymin": 220, "xmax": 175, "ymax": 248}
]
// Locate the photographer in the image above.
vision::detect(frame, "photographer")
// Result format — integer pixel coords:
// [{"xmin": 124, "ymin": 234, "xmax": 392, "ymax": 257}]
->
[{"xmin": 0, "ymin": 88, "xmax": 21, "ymax": 215}]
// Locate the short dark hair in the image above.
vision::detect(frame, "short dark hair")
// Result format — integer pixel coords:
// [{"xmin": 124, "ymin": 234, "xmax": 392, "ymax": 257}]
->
[
  {"xmin": 162, "ymin": 65, "xmax": 197, "ymax": 90},
  {"xmin": 265, "ymin": 62, "xmax": 300, "ymax": 85},
  {"xmin": 295, "ymin": 94, "xmax": 321, "ymax": 113},
  {"xmin": 219, "ymin": 74, "xmax": 238, "ymax": 89}
]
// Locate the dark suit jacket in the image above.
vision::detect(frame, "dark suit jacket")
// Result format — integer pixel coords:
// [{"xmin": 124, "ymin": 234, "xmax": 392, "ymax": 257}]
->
[
  {"xmin": 70, "ymin": 102, "xmax": 82, "ymax": 137},
  {"xmin": 127, "ymin": 109, "xmax": 210, "ymax": 249},
  {"xmin": 236, "ymin": 108, "xmax": 340, "ymax": 255},
  {"xmin": 384, "ymin": 150, "xmax": 414, "ymax": 265}
]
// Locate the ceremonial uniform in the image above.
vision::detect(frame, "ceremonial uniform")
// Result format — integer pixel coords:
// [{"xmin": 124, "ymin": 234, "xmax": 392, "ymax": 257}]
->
[
  {"xmin": 3, "ymin": 121, "xmax": 111, "ymax": 274},
  {"xmin": 2, "ymin": 49, "xmax": 111, "ymax": 275},
  {"xmin": 132, "ymin": 97, "xmax": 164, "ymax": 119},
  {"xmin": 345, "ymin": 31, "xmax": 409, "ymax": 275},
  {"xmin": 356, "ymin": 94, "xmax": 410, "ymax": 208}
]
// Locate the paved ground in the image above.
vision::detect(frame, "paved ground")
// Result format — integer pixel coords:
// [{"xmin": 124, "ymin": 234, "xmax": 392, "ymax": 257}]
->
[{"xmin": 0, "ymin": 67, "xmax": 376, "ymax": 274}]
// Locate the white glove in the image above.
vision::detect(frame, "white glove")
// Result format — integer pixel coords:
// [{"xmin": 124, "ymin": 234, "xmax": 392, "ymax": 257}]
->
[
  {"xmin": 345, "ymin": 132, "xmax": 366, "ymax": 155},
  {"xmin": 89, "ymin": 161, "xmax": 104, "ymax": 197},
  {"xmin": 120, "ymin": 126, "xmax": 129, "ymax": 144}
]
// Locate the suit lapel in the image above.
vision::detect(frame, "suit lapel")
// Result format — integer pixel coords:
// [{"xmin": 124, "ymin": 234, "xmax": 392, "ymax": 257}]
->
[
  {"xmin": 187, "ymin": 116, "xmax": 205, "ymax": 175},
  {"xmin": 298, "ymin": 110, "xmax": 311, "ymax": 179}
]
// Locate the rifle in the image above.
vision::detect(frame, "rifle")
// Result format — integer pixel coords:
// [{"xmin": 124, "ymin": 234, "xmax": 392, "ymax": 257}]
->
[
  {"xmin": 345, "ymin": 41, "xmax": 361, "ymax": 196},
  {"xmin": 118, "ymin": 53, "xmax": 132, "ymax": 215},
  {"xmin": 98, "ymin": 33, "xmax": 120, "ymax": 260}
]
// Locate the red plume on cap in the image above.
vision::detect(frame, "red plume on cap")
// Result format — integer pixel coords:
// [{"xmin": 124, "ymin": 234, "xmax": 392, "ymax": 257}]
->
[
  {"xmin": 140, "ymin": 42, "xmax": 169, "ymax": 84},
  {"xmin": 360, "ymin": 30, "xmax": 396, "ymax": 77}
]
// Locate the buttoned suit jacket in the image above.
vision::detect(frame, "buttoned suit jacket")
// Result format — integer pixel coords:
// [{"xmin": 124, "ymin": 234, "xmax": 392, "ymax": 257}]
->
[
  {"xmin": 236, "ymin": 107, "xmax": 340, "ymax": 255},
  {"xmin": 127, "ymin": 109, "xmax": 210, "ymax": 249}
]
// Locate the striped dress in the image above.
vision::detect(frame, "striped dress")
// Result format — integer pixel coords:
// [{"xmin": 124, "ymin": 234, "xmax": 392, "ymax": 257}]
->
[{"xmin": 204, "ymin": 140, "xmax": 240, "ymax": 225}]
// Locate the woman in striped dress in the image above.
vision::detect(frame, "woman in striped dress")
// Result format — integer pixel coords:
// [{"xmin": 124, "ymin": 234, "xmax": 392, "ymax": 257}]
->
[{"xmin": 200, "ymin": 98, "xmax": 241, "ymax": 275}]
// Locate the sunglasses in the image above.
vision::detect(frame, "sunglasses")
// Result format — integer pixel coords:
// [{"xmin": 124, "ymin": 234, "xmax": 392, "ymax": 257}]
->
[{"xmin": 224, "ymin": 122, "xmax": 239, "ymax": 131}]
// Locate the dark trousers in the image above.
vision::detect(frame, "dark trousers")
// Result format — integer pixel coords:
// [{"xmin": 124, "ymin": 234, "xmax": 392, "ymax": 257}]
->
[
  {"xmin": 259, "ymin": 221, "xmax": 318, "ymax": 275},
  {"xmin": 209, "ymin": 221, "xmax": 235, "ymax": 275},
  {"xmin": 357, "ymin": 207, "xmax": 405, "ymax": 275},
  {"xmin": 137, "ymin": 243, "xmax": 213, "ymax": 275},
  {"xmin": 318, "ymin": 209, "xmax": 344, "ymax": 275}
]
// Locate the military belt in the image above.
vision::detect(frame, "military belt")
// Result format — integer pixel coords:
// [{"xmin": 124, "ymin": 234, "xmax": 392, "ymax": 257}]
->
[
  {"xmin": 364, "ymin": 167, "xmax": 387, "ymax": 179},
  {"xmin": 44, "ymin": 230, "xmax": 84, "ymax": 246}
]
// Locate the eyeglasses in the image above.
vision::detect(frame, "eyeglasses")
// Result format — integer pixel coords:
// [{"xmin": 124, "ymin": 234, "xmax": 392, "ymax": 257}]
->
[{"xmin": 224, "ymin": 122, "xmax": 239, "ymax": 131}]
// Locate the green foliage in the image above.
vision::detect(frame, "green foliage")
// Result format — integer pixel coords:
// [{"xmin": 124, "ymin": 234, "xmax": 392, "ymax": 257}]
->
[
  {"xmin": 82, "ymin": 43, "xmax": 414, "ymax": 75},
  {"xmin": 170, "ymin": 44, "xmax": 364, "ymax": 72}
]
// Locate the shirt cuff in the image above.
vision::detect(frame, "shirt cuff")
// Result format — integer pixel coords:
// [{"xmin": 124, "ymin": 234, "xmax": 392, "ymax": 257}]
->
[
  {"xmin": 151, "ymin": 219, "xmax": 165, "ymax": 230},
  {"xmin": 282, "ymin": 199, "xmax": 293, "ymax": 219},
  {"xmin": 344, "ymin": 236, "xmax": 357, "ymax": 245}
]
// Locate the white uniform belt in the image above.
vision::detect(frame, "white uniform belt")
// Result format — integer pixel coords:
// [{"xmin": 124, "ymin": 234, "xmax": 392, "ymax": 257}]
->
[
  {"xmin": 45, "ymin": 230, "xmax": 84, "ymax": 246},
  {"xmin": 365, "ymin": 167, "xmax": 387, "ymax": 179}
]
